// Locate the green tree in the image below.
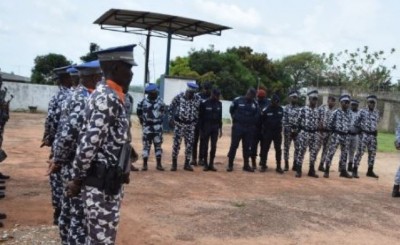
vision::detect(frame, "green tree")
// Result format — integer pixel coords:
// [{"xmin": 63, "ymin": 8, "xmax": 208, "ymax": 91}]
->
[
  {"xmin": 323, "ymin": 46, "xmax": 396, "ymax": 95},
  {"xmin": 277, "ymin": 52, "xmax": 325, "ymax": 89},
  {"xmin": 80, "ymin": 43, "xmax": 100, "ymax": 62},
  {"xmin": 31, "ymin": 53, "xmax": 72, "ymax": 84}
]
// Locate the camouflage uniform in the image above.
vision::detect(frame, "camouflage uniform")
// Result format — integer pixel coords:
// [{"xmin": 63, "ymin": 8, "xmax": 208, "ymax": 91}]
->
[
  {"xmin": 348, "ymin": 109, "xmax": 360, "ymax": 167},
  {"xmin": 323, "ymin": 108, "xmax": 351, "ymax": 171},
  {"xmin": 0, "ymin": 87, "xmax": 9, "ymax": 149},
  {"xmin": 52, "ymin": 85, "xmax": 91, "ymax": 244},
  {"xmin": 283, "ymin": 103, "xmax": 299, "ymax": 167},
  {"xmin": 43, "ymin": 86, "xmax": 71, "ymax": 223},
  {"xmin": 316, "ymin": 104, "xmax": 335, "ymax": 167},
  {"xmin": 294, "ymin": 106, "xmax": 321, "ymax": 171},
  {"xmin": 168, "ymin": 92, "xmax": 201, "ymax": 166},
  {"xmin": 137, "ymin": 96, "xmax": 165, "ymax": 159},
  {"xmin": 72, "ymin": 81, "xmax": 131, "ymax": 244},
  {"xmin": 353, "ymin": 108, "xmax": 380, "ymax": 168}
]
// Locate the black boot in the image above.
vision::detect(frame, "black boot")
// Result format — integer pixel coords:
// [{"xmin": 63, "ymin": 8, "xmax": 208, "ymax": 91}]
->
[
  {"xmin": 0, "ymin": 186, "xmax": 5, "ymax": 191},
  {"xmin": 284, "ymin": 160, "xmax": 289, "ymax": 171},
  {"xmin": 318, "ymin": 163, "xmax": 325, "ymax": 172},
  {"xmin": 295, "ymin": 165, "xmax": 302, "ymax": 178},
  {"xmin": 227, "ymin": 158, "xmax": 234, "ymax": 172},
  {"xmin": 203, "ymin": 156, "xmax": 209, "ymax": 171},
  {"xmin": 0, "ymin": 173, "xmax": 10, "ymax": 180},
  {"xmin": 323, "ymin": 166, "xmax": 330, "ymax": 178},
  {"xmin": 184, "ymin": 159, "xmax": 194, "ymax": 171},
  {"xmin": 190, "ymin": 159, "xmax": 198, "ymax": 166},
  {"xmin": 307, "ymin": 165, "xmax": 319, "ymax": 178},
  {"xmin": 208, "ymin": 157, "xmax": 217, "ymax": 171},
  {"xmin": 352, "ymin": 167, "xmax": 359, "ymax": 178},
  {"xmin": 340, "ymin": 170, "xmax": 352, "ymax": 178},
  {"xmin": 276, "ymin": 162, "xmax": 284, "ymax": 174},
  {"xmin": 156, "ymin": 157, "xmax": 164, "ymax": 171},
  {"xmin": 198, "ymin": 159, "xmax": 205, "ymax": 166},
  {"xmin": 347, "ymin": 162, "xmax": 353, "ymax": 172},
  {"xmin": 251, "ymin": 156, "xmax": 257, "ymax": 170},
  {"xmin": 292, "ymin": 161, "xmax": 297, "ymax": 171},
  {"xmin": 260, "ymin": 162, "xmax": 267, "ymax": 172},
  {"xmin": 392, "ymin": 185, "xmax": 400, "ymax": 197},
  {"xmin": 366, "ymin": 166, "xmax": 379, "ymax": 178},
  {"xmin": 0, "ymin": 213, "xmax": 6, "ymax": 219},
  {"xmin": 170, "ymin": 158, "xmax": 177, "ymax": 171},
  {"xmin": 142, "ymin": 158, "xmax": 148, "ymax": 171},
  {"xmin": 243, "ymin": 160, "xmax": 254, "ymax": 172}
]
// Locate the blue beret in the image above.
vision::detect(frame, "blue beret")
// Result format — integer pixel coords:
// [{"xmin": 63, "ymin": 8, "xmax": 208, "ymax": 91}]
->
[
  {"xmin": 76, "ymin": 60, "xmax": 102, "ymax": 75},
  {"xmin": 367, "ymin": 95, "xmax": 377, "ymax": 101},
  {"xmin": 66, "ymin": 67, "xmax": 79, "ymax": 76},
  {"xmin": 272, "ymin": 94, "xmax": 280, "ymax": 102},
  {"xmin": 53, "ymin": 65, "xmax": 73, "ymax": 75},
  {"xmin": 307, "ymin": 90, "xmax": 318, "ymax": 97},
  {"xmin": 339, "ymin": 95, "xmax": 351, "ymax": 102},
  {"xmin": 145, "ymin": 83, "xmax": 158, "ymax": 93},
  {"xmin": 187, "ymin": 82, "xmax": 199, "ymax": 90},
  {"xmin": 95, "ymin": 44, "xmax": 137, "ymax": 66},
  {"xmin": 350, "ymin": 99, "xmax": 359, "ymax": 105}
]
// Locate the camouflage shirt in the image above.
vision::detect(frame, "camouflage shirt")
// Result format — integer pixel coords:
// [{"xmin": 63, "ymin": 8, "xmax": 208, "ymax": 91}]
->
[
  {"xmin": 168, "ymin": 92, "xmax": 201, "ymax": 124},
  {"xmin": 327, "ymin": 108, "xmax": 351, "ymax": 133},
  {"xmin": 317, "ymin": 104, "xmax": 335, "ymax": 130},
  {"xmin": 43, "ymin": 86, "xmax": 71, "ymax": 145},
  {"xmin": 354, "ymin": 108, "xmax": 380, "ymax": 132},
  {"xmin": 349, "ymin": 110, "xmax": 359, "ymax": 134},
  {"xmin": 72, "ymin": 82, "xmax": 131, "ymax": 179},
  {"xmin": 137, "ymin": 96, "xmax": 165, "ymax": 134},
  {"xmin": 296, "ymin": 105, "xmax": 321, "ymax": 132},
  {"xmin": 52, "ymin": 85, "xmax": 92, "ymax": 164},
  {"xmin": 283, "ymin": 104, "xmax": 299, "ymax": 128}
]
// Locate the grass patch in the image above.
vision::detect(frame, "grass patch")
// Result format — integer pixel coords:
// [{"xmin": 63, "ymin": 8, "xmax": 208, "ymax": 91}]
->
[{"xmin": 378, "ymin": 132, "xmax": 396, "ymax": 153}]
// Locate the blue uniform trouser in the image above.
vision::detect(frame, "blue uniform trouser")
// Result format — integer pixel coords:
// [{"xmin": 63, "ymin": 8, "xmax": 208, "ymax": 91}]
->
[
  {"xmin": 395, "ymin": 165, "xmax": 400, "ymax": 185},
  {"xmin": 227, "ymin": 123, "xmax": 254, "ymax": 164}
]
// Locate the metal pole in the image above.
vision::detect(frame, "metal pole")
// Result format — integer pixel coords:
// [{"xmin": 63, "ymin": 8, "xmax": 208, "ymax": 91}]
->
[
  {"xmin": 144, "ymin": 30, "xmax": 151, "ymax": 85},
  {"xmin": 165, "ymin": 32, "xmax": 172, "ymax": 76}
]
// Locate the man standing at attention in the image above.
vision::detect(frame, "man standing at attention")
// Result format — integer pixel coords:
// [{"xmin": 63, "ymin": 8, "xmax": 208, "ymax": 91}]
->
[
  {"xmin": 283, "ymin": 90, "xmax": 299, "ymax": 171},
  {"xmin": 137, "ymin": 83, "xmax": 166, "ymax": 171},
  {"xmin": 168, "ymin": 82, "xmax": 201, "ymax": 171},
  {"xmin": 68, "ymin": 44, "xmax": 137, "ymax": 244}
]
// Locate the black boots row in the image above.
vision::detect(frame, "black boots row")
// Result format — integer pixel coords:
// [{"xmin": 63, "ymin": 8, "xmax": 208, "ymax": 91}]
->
[
  {"xmin": 392, "ymin": 185, "xmax": 400, "ymax": 198},
  {"xmin": 0, "ymin": 172, "xmax": 9, "ymax": 228},
  {"xmin": 141, "ymin": 157, "xmax": 165, "ymax": 171}
]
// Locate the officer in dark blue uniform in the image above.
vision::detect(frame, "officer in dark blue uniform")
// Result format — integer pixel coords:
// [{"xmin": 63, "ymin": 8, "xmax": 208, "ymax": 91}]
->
[
  {"xmin": 251, "ymin": 89, "xmax": 270, "ymax": 170},
  {"xmin": 199, "ymin": 88, "xmax": 222, "ymax": 171},
  {"xmin": 191, "ymin": 82, "xmax": 212, "ymax": 166},
  {"xmin": 260, "ymin": 94, "xmax": 284, "ymax": 173},
  {"xmin": 227, "ymin": 88, "xmax": 259, "ymax": 172}
]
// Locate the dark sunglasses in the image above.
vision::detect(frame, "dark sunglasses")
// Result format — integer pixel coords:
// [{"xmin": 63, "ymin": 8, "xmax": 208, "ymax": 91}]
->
[{"xmin": 343, "ymin": 101, "xmax": 350, "ymax": 104}]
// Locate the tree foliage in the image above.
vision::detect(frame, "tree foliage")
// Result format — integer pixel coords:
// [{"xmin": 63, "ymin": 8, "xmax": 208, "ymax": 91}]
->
[
  {"xmin": 80, "ymin": 43, "xmax": 100, "ymax": 62},
  {"xmin": 31, "ymin": 53, "xmax": 72, "ymax": 84}
]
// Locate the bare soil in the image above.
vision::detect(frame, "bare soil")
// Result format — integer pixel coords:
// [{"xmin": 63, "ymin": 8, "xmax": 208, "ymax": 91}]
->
[{"xmin": 1, "ymin": 112, "xmax": 400, "ymax": 244}]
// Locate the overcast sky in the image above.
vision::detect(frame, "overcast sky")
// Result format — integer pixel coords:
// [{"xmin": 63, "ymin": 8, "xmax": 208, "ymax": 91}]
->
[{"xmin": 0, "ymin": 0, "xmax": 399, "ymax": 86}]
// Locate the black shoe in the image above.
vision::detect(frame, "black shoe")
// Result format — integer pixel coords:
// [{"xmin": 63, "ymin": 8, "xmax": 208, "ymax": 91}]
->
[
  {"xmin": 190, "ymin": 160, "xmax": 198, "ymax": 166},
  {"xmin": 208, "ymin": 166, "xmax": 217, "ymax": 172},
  {"xmin": 292, "ymin": 164, "xmax": 297, "ymax": 171},
  {"xmin": 0, "ymin": 180, "xmax": 4, "ymax": 184},
  {"xmin": 170, "ymin": 166, "xmax": 177, "ymax": 171},
  {"xmin": 171, "ymin": 158, "xmax": 178, "ymax": 171},
  {"xmin": 53, "ymin": 208, "xmax": 61, "ymax": 226},
  {"xmin": 226, "ymin": 166, "xmax": 233, "ymax": 172},
  {"xmin": 243, "ymin": 165, "xmax": 254, "ymax": 172},
  {"xmin": 0, "ymin": 186, "xmax": 5, "ymax": 190},
  {"xmin": 203, "ymin": 166, "xmax": 209, "ymax": 171},
  {"xmin": 0, "ymin": 193, "xmax": 4, "ymax": 199},
  {"xmin": 392, "ymin": 185, "xmax": 400, "ymax": 197},
  {"xmin": 276, "ymin": 167, "xmax": 284, "ymax": 174},
  {"xmin": 318, "ymin": 164, "xmax": 325, "ymax": 172},
  {"xmin": 142, "ymin": 165, "xmax": 148, "ymax": 171},
  {"xmin": 198, "ymin": 159, "xmax": 205, "ymax": 166},
  {"xmin": 0, "ymin": 221, "xmax": 3, "ymax": 228},
  {"xmin": 307, "ymin": 167, "xmax": 319, "ymax": 178},
  {"xmin": 0, "ymin": 173, "xmax": 10, "ymax": 180},
  {"xmin": 340, "ymin": 170, "xmax": 352, "ymax": 178},
  {"xmin": 352, "ymin": 167, "xmax": 359, "ymax": 178},
  {"xmin": 323, "ymin": 166, "xmax": 330, "ymax": 178},
  {"xmin": 295, "ymin": 170, "xmax": 302, "ymax": 178},
  {"xmin": 184, "ymin": 165, "xmax": 194, "ymax": 171},
  {"xmin": 259, "ymin": 165, "xmax": 267, "ymax": 172},
  {"xmin": 366, "ymin": 166, "xmax": 379, "ymax": 178},
  {"xmin": 347, "ymin": 162, "xmax": 353, "ymax": 172},
  {"xmin": 0, "ymin": 213, "xmax": 6, "ymax": 219},
  {"xmin": 284, "ymin": 161, "xmax": 289, "ymax": 171},
  {"xmin": 156, "ymin": 158, "xmax": 165, "ymax": 171}
]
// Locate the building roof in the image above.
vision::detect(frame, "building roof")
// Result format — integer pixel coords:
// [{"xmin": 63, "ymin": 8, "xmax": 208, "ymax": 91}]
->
[
  {"xmin": 94, "ymin": 9, "xmax": 232, "ymax": 41},
  {"xmin": 0, "ymin": 71, "xmax": 30, "ymax": 83}
]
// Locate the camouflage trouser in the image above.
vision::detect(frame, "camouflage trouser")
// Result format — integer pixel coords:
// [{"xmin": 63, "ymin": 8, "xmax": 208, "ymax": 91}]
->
[
  {"xmin": 353, "ymin": 133, "xmax": 377, "ymax": 168},
  {"xmin": 142, "ymin": 132, "xmax": 163, "ymax": 158},
  {"xmin": 295, "ymin": 130, "xmax": 319, "ymax": 168},
  {"xmin": 49, "ymin": 172, "xmax": 63, "ymax": 210},
  {"xmin": 283, "ymin": 127, "xmax": 295, "ymax": 162},
  {"xmin": 172, "ymin": 122, "xmax": 196, "ymax": 161},
  {"xmin": 316, "ymin": 132, "xmax": 331, "ymax": 166},
  {"xmin": 348, "ymin": 134, "xmax": 359, "ymax": 163},
  {"xmin": 82, "ymin": 186, "xmax": 123, "ymax": 245},
  {"xmin": 395, "ymin": 165, "xmax": 400, "ymax": 185},
  {"xmin": 59, "ymin": 165, "xmax": 86, "ymax": 245},
  {"xmin": 0, "ymin": 123, "xmax": 4, "ymax": 149},
  {"xmin": 323, "ymin": 133, "xmax": 349, "ymax": 171}
]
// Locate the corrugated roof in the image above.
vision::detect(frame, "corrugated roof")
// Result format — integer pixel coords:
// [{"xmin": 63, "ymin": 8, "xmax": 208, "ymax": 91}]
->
[
  {"xmin": 0, "ymin": 72, "xmax": 30, "ymax": 83},
  {"xmin": 94, "ymin": 9, "xmax": 231, "ymax": 40}
]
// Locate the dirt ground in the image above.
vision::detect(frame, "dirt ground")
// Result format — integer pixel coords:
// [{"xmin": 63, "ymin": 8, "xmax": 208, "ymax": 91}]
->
[{"xmin": 1, "ymin": 112, "xmax": 400, "ymax": 244}]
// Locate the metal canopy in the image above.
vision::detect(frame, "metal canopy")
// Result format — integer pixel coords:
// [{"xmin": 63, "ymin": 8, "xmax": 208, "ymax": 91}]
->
[
  {"xmin": 94, "ymin": 9, "xmax": 231, "ymax": 85},
  {"xmin": 94, "ymin": 9, "xmax": 231, "ymax": 41}
]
